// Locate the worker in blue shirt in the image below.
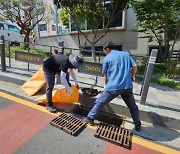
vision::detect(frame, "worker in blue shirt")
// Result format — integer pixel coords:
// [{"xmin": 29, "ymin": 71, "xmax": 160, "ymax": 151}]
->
[{"xmin": 84, "ymin": 41, "xmax": 141, "ymax": 131}]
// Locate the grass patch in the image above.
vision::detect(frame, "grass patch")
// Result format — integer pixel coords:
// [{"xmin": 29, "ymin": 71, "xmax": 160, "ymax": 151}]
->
[
  {"xmin": 137, "ymin": 58, "xmax": 180, "ymax": 89},
  {"xmin": 31, "ymin": 48, "xmax": 52, "ymax": 58},
  {"xmin": 136, "ymin": 75, "xmax": 180, "ymax": 89}
]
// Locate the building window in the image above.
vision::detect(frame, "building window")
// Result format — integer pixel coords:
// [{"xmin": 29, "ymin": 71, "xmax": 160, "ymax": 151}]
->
[
  {"xmin": 38, "ymin": 24, "xmax": 47, "ymax": 31},
  {"xmin": 52, "ymin": 25, "xmax": 56, "ymax": 31},
  {"xmin": 70, "ymin": 1, "xmax": 125, "ymax": 32},
  {"xmin": 82, "ymin": 45, "xmax": 122, "ymax": 57},
  {"xmin": 0, "ymin": 23, "xmax": 4, "ymax": 30},
  {"xmin": 108, "ymin": 12, "xmax": 123, "ymax": 28}
]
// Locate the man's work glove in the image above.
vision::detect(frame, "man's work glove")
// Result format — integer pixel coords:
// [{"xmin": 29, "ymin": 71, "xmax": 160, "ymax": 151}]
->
[{"xmin": 68, "ymin": 88, "xmax": 73, "ymax": 95}]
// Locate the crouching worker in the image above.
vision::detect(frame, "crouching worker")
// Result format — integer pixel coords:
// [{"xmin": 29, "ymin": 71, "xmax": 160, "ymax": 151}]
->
[
  {"xmin": 43, "ymin": 54, "xmax": 84, "ymax": 113},
  {"xmin": 53, "ymin": 48, "xmax": 70, "ymax": 85},
  {"xmin": 84, "ymin": 41, "xmax": 141, "ymax": 131}
]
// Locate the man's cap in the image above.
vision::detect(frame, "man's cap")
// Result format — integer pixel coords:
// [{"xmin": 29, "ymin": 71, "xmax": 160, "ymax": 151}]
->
[{"xmin": 69, "ymin": 55, "xmax": 84, "ymax": 69}]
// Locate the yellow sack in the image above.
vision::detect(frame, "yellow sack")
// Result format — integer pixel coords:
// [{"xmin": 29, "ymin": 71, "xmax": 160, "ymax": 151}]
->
[
  {"xmin": 37, "ymin": 86, "xmax": 79, "ymax": 104},
  {"xmin": 21, "ymin": 66, "xmax": 46, "ymax": 96}
]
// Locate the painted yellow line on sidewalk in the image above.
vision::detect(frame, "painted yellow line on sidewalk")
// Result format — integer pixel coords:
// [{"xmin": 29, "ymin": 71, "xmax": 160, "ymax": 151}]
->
[
  {"xmin": 0, "ymin": 91, "xmax": 179, "ymax": 154},
  {"xmin": 132, "ymin": 137, "xmax": 180, "ymax": 154},
  {"xmin": 0, "ymin": 92, "xmax": 60, "ymax": 116},
  {"xmin": 86, "ymin": 124, "xmax": 180, "ymax": 154}
]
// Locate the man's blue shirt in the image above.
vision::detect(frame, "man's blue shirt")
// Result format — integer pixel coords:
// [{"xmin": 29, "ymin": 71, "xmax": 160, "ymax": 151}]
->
[{"xmin": 102, "ymin": 50, "xmax": 136, "ymax": 91}]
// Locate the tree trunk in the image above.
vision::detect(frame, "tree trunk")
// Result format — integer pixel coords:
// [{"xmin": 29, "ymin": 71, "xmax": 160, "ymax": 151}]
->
[
  {"xmin": 166, "ymin": 43, "xmax": 170, "ymax": 62},
  {"xmin": 157, "ymin": 38, "xmax": 163, "ymax": 63},
  {"xmin": 91, "ymin": 43, "xmax": 96, "ymax": 62},
  {"xmin": 166, "ymin": 38, "xmax": 170, "ymax": 62},
  {"xmin": 159, "ymin": 44, "xmax": 163, "ymax": 62},
  {"xmin": 164, "ymin": 32, "xmax": 170, "ymax": 62},
  {"xmin": 24, "ymin": 33, "xmax": 30, "ymax": 48}
]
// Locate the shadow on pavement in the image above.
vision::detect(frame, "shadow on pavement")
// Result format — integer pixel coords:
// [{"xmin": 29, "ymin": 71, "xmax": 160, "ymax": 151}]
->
[{"xmin": 132, "ymin": 125, "xmax": 180, "ymax": 142}]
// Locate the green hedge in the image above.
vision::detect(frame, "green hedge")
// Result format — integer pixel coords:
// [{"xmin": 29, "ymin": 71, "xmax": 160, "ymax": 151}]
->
[
  {"xmin": 5, "ymin": 45, "xmax": 52, "ymax": 59},
  {"xmin": 138, "ymin": 58, "xmax": 180, "ymax": 79}
]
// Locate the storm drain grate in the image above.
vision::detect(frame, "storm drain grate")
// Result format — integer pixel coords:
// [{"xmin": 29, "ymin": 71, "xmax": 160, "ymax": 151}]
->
[
  {"xmin": 94, "ymin": 122, "xmax": 131, "ymax": 148},
  {"xmin": 50, "ymin": 112, "xmax": 86, "ymax": 136}
]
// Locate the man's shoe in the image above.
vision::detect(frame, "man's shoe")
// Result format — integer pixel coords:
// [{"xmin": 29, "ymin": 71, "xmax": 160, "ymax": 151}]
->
[
  {"xmin": 46, "ymin": 105, "xmax": 57, "ymax": 113},
  {"xmin": 83, "ymin": 117, "xmax": 94, "ymax": 126},
  {"xmin": 135, "ymin": 122, "xmax": 141, "ymax": 132}
]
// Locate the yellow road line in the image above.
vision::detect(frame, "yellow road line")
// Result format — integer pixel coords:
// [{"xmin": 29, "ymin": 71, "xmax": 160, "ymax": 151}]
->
[
  {"xmin": 0, "ymin": 92, "xmax": 60, "ymax": 116},
  {"xmin": 88, "ymin": 124, "xmax": 180, "ymax": 154},
  {"xmin": 0, "ymin": 91, "xmax": 179, "ymax": 154},
  {"xmin": 132, "ymin": 137, "xmax": 180, "ymax": 154}
]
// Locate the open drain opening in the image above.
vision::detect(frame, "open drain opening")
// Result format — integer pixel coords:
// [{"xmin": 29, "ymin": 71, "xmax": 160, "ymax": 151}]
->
[{"xmin": 72, "ymin": 105, "xmax": 124, "ymax": 127}]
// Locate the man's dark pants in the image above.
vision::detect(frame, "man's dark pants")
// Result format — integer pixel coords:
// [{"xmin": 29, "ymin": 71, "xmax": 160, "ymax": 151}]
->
[
  {"xmin": 43, "ymin": 66, "xmax": 70, "ymax": 105},
  {"xmin": 87, "ymin": 88, "xmax": 141, "ymax": 126},
  {"xmin": 43, "ymin": 66, "xmax": 55, "ymax": 105}
]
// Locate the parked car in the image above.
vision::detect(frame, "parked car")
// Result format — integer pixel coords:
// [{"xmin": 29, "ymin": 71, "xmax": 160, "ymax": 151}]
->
[{"xmin": 0, "ymin": 21, "xmax": 24, "ymax": 46}]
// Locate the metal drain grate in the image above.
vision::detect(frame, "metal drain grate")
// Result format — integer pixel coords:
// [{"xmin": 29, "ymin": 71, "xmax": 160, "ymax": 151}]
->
[
  {"xmin": 50, "ymin": 112, "xmax": 86, "ymax": 136},
  {"xmin": 94, "ymin": 123, "xmax": 131, "ymax": 148}
]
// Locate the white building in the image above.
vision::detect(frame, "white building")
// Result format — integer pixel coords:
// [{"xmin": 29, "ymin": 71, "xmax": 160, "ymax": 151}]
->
[
  {"xmin": 37, "ymin": 3, "xmax": 179, "ymax": 59},
  {"xmin": 38, "ymin": 8, "xmax": 143, "ymax": 55},
  {"xmin": 36, "ymin": 0, "xmax": 66, "ymax": 37}
]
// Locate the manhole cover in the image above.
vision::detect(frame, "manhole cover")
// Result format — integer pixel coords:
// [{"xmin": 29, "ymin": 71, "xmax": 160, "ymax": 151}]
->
[
  {"xmin": 94, "ymin": 122, "xmax": 131, "ymax": 148},
  {"xmin": 50, "ymin": 112, "xmax": 86, "ymax": 136}
]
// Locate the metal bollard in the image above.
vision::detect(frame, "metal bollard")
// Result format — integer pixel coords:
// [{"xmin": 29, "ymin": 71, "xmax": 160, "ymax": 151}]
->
[
  {"xmin": 140, "ymin": 49, "xmax": 158, "ymax": 105},
  {"xmin": 0, "ymin": 35, "xmax": 6, "ymax": 72},
  {"xmin": 58, "ymin": 41, "xmax": 64, "ymax": 54}
]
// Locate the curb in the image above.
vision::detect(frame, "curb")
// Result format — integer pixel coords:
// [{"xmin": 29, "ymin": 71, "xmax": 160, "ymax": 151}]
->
[
  {"xmin": 79, "ymin": 94, "xmax": 180, "ymax": 131},
  {"xmin": 0, "ymin": 73, "xmax": 180, "ymax": 131}
]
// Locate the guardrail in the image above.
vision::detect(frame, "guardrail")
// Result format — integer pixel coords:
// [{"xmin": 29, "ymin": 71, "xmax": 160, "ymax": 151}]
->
[
  {"xmin": 171, "ymin": 50, "xmax": 180, "ymax": 61},
  {"xmin": 0, "ymin": 35, "xmax": 158, "ymax": 105}
]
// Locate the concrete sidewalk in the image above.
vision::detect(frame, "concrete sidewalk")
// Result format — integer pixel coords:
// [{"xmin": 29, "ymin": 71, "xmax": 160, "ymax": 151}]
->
[{"xmin": 0, "ymin": 58, "xmax": 180, "ymax": 131}]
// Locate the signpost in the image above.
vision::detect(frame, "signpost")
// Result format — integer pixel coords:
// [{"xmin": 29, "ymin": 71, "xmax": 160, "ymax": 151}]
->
[
  {"xmin": 79, "ymin": 61, "xmax": 102, "ymax": 76},
  {"xmin": 15, "ymin": 51, "xmax": 43, "ymax": 64}
]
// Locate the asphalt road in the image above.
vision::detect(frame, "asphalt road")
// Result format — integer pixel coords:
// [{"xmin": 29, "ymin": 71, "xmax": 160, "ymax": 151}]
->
[{"xmin": 0, "ymin": 89, "xmax": 179, "ymax": 154}]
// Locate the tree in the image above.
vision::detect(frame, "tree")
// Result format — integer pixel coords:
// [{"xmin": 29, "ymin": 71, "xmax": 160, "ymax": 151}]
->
[
  {"xmin": 130, "ymin": 0, "xmax": 180, "ymax": 62},
  {"xmin": 59, "ymin": 10, "xmax": 70, "ymax": 29},
  {"xmin": 0, "ymin": 0, "xmax": 45, "ymax": 46},
  {"xmin": 0, "ymin": 15, "xmax": 5, "ymax": 21},
  {"xmin": 54, "ymin": 0, "xmax": 129, "ymax": 62}
]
